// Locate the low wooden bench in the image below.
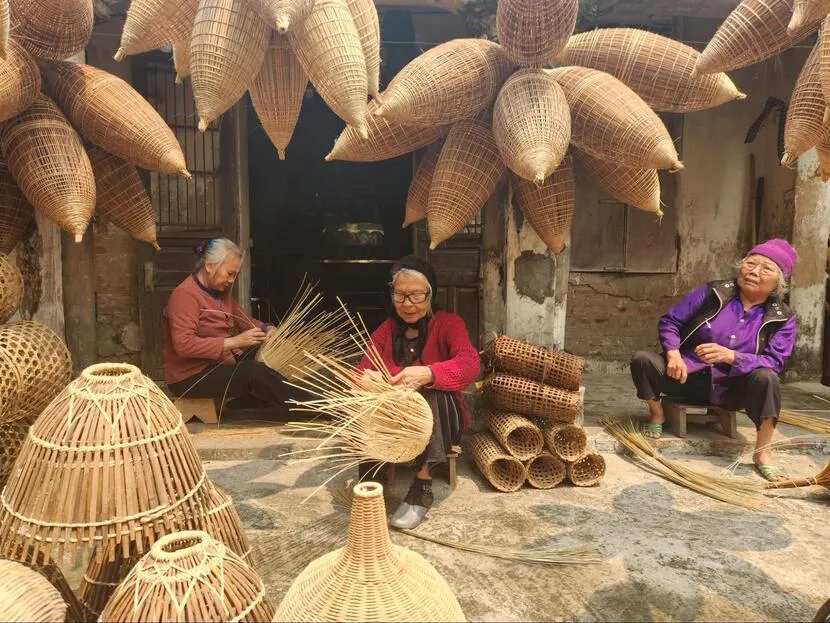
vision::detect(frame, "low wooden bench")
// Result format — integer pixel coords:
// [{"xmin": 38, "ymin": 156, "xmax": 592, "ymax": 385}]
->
[
  {"xmin": 386, "ymin": 445, "xmax": 462, "ymax": 488},
  {"xmin": 661, "ymin": 397, "xmax": 738, "ymax": 439},
  {"xmin": 175, "ymin": 397, "xmax": 221, "ymax": 424}
]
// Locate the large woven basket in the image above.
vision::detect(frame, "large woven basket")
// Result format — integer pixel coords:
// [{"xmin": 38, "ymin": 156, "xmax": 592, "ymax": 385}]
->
[
  {"xmin": 790, "ymin": 0, "xmax": 830, "ymax": 33},
  {"xmin": 484, "ymin": 372, "xmax": 579, "ymax": 422},
  {"xmin": 0, "ymin": 353, "xmax": 22, "ymax": 431},
  {"xmin": 469, "ymin": 431, "xmax": 527, "ymax": 492},
  {"xmin": 115, "ymin": 0, "xmax": 198, "ymax": 62},
  {"xmin": 428, "ymin": 118, "xmax": 505, "ymax": 249},
  {"xmin": 548, "ymin": 66, "xmax": 682, "ymax": 171},
  {"xmin": 99, "ymin": 531, "xmax": 274, "ymax": 622},
  {"xmin": 0, "ymin": 161, "xmax": 34, "ymax": 255},
  {"xmin": 0, "ymin": 415, "xmax": 32, "ymax": 489},
  {"xmin": 481, "ymin": 334, "xmax": 584, "ymax": 391},
  {"xmin": 575, "ymin": 149, "xmax": 662, "ymax": 214},
  {"xmin": 0, "ymin": 94, "xmax": 95, "ymax": 242},
  {"xmin": 0, "ymin": 363, "xmax": 211, "ymax": 563},
  {"xmin": 822, "ymin": 17, "xmax": 830, "ymax": 105},
  {"xmin": 41, "ymin": 61, "xmax": 189, "ymax": 178},
  {"xmin": 482, "ymin": 409, "xmax": 543, "ymax": 461},
  {"xmin": 559, "ymin": 28, "xmax": 746, "ymax": 113},
  {"xmin": 0, "ymin": 559, "xmax": 67, "ymax": 622},
  {"xmin": 782, "ymin": 43, "xmax": 828, "ymax": 167},
  {"xmin": 377, "ymin": 38, "xmax": 516, "ymax": 126},
  {"xmin": 326, "ymin": 99, "xmax": 451, "ymax": 162},
  {"xmin": 567, "ymin": 453, "xmax": 606, "ymax": 487},
  {"xmin": 695, "ymin": 0, "xmax": 821, "ymax": 75},
  {"xmin": 194, "ymin": 479, "xmax": 254, "ymax": 565},
  {"xmin": 274, "ymin": 482, "xmax": 466, "ymax": 621},
  {"xmin": 346, "ymin": 0, "xmax": 381, "ymax": 100},
  {"xmin": 497, "ymin": 0, "xmax": 578, "ymax": 67},
  {"xmin": 542, "ymin": 423, "xmax": 587, "ymax": 462},
  {"xmin": 87, "ymin": 145, "xmax": 160, "ymax": 250},
  {"xmin": 524, "ymin": 451, "xmax": 566, "ymax": 489},
  {"xmin": 493, "ymin": 69, "xmax": 570, "ymax": 184},
  {"xmin": 9, "ymin": 0, "xmax": 93, "ymax": 60},
  {"xmin": 0, "ymin": 252, "xmax": 23, "ymax": 324},
  {"xmin": 404, "ymin": 139, "xmax": 444, "ymax": 228},
  {"xmin": 250, "ymin": 35, "xmax": 307, "ymax": 160},
  {"xmin": 191, "ymin": 0, "xmax": 270, "ymax": 131},
  {"xmin": 0, "ymin": 39, "xmax": 40, "ymax": 122},
  {"xmin": 511, "ymin": 158, "xmax": 574, "ymax": 256},
  {"xmin": 250, "ymin": 0, "xmax": 316, "ymax": 34}
]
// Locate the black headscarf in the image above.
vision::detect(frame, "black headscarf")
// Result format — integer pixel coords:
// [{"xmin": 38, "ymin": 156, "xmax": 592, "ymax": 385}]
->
[{"xmin": 388, "ymin": 255, "xmax": 438, "ymax": 366}]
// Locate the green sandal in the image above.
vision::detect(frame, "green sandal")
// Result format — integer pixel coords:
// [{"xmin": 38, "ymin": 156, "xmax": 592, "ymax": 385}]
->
[
  {"xmin": 642, "ymin": 422, "xmax": 663, "ymax": 439},
  {"xmin": 756, "ymin": 464, "xmax": 789, "ymax": 483}
]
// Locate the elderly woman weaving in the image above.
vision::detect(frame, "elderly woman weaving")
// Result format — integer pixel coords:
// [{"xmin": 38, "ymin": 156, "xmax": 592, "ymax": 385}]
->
[
  {"xmin": 356, "ymin": 255, "xmax": 480, "ymax": 529},
  {"xmin": 630, "ymin": 239, "xmax": 798, "ymax": 482}
]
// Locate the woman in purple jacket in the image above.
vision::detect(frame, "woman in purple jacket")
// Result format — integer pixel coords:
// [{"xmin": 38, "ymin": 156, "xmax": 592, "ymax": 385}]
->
[{"xmin": 630, "ymin": 239, "xmax": 797, "ymax": 482}]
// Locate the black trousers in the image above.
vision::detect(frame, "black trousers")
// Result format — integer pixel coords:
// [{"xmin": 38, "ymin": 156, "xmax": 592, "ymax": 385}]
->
[{"xmin": 630, "ymin": 350, "xmax": 781, "ymax": 430}]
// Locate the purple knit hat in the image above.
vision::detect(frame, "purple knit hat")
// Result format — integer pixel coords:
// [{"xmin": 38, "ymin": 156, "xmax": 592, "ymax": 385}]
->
[{"xmin": 746, "ymin": 239, "xmax": 798, "ymax": 278}]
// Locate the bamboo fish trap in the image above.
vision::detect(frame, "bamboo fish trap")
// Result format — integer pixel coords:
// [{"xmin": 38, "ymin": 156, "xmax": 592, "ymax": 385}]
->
[
  {"xmin": 482, "ymin": 334, "xmax": 584, "ymax": 391},
  {"xmin": 0, "ymin": 94, "xmax": 96, "ymax": 243},
  {"xmin": 0, "ymin": 559, "xmax": 67, "ymax": 622},
  {"xmin": 470, "ymin": 431, "xmax": 527, "ymax": 492},
  {"xmin": 196, "ymin": 480, "xmax": 254, "ymax": 564},
  {"xmin": 115, "ymin": 0, "xmax": 198, "ymax": 64},
  {"xmin": 99, "ymin": 531, "xmax": 275, "ymax": 623},
  {"xmin": 484, "ymin": 373, "xmax": 579, "ymax": 423},
  {"xmin": 171, "ymin": 38, "xmax": 191, "ymax": 84},
  {"xmin": 0, "ymin": 0, "xmax": 7, "ymax": 59},
  {"xmin": 559, "ymin": 28, "xmax": 746, "ymax": 113},
  {"xmin": 0, "ymin": 416, "xmax": 33, "ymax": 489},
  {"xmin": 822, "ymin": 17, "xmax": 830, "ymax": 107},
  {"xmin": 763, "ymin": 460, "xmax": 829, "ymax": 490},
  {"xmin": 0, "ymin": 353, "xmax": 22, "ymax": 428},
  {"xmin": 274, "ymin": 482, "xmax": 466, "ymax": 622},
  {"xmin": 250, "ymin": 0, "xmax": 316, "ymax": 34},
  {"xmin": 403, "ymin": 139, "xmax": 444, "ymax": 228},
  {"xmin": 0, "ymin": 40, "xmax": 40, "ymax": 123},
  {"xmin": 0, "ymin": 252, "xmax": 23, "ymax": 324},
  {"xmin": 0, "ymin": 363, "xmax": 211, "ymax": 564},
  {"xmin": 482, "ymin": 410, "xmax": 544, "ymax": 461},
  {"xmin": 511, "ymin": 160, "xmax": 574, "ymax": 256},
  {"xmin": 525, "ymin": 451, "xmax": 567, "ymax": 489},
  {"xmin": 0, "ymin": 161, "xmax": 34, "ymax": 255},
  {"xmin": 575, "ymin": 149, "xmax": 662, "ymax": 214},
  {"xmin": 10, "ymin": 0, "xmax": 93, "ymax": 60},
  {"xmin": 346, "ymin": 0, "xmax": 381, "ymax": 100},
  {"xmin": 543, "ymin": 423, "xmax": 587, "ymax": 462},
  {"xmin": 497, "ymin": 0, "xmax": 578, "ymax": 67},
  {"xmin": 782, "ymin": 43, "xmax": 828, "ymax": 167},
  {"xmin": 567, "ymin": 453, "xmax": 606, "ymax": 487},
  {"xmin": 790, "ymin": 0, "xmax": 830, "ymax": 32}
]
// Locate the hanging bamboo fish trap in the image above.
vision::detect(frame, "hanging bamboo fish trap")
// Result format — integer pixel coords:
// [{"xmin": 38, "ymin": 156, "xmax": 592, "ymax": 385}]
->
[
  {"xmin": 695, "ymin": 0, "xmax": 821, "ymax": 75},
  {"xmin": 250, "ymin": 0, "xmax": 316, "ymax": 34},
  {"xmin": 511, "ymin": 160, "xmax": 574, "ymax": 256},
  {"xmin": 0, "ymin": 416, "xmax": 32, "ymax": 489},
  {"xmin": 326, "ymin": 99, "xmax": 451, "ymax": 162},
  {"xmin": 0, "ymin": 0, "xmax": 8, "ymax": 59},
  {"xmin": 0, "ymin": 320, "xmax": 71, "ymax": 422},
  {"xmin": 428, "ymin": 118, "xmax": 505, "ymax": 249},
  {"xmin": 403, "ymin": 139, "xmax": 444, "ymax": 228},
  {"xmin": 114, "ymin": 0, "xmax": 198, "ymax": 64},
  {"xmin": 0, "ymin": 161, "xmax": 34, "ymax": 255},
  {"xmin": 493, "ymin": 69, "xmax": 570, "ymax": 184},
  {"xmin": 288, "ymin": 0, "xmax": 369, "ymax": 137},
  {"xmin": 191, "ymin": 0, "xmax": 270, "ymax": 131},
  {"xmin": 548, "ymin": 66, "xmax": 683, "ymax": 171},
  {"xmin": 525, "ymin": 451, "xmax": 567, "ymax": 489},
  {"xmin": 763, "ymin": 460, "xmax": 830, "ymax": 490},
  {"xmin": 484, "ymin": 373, "xmax": 579, "ymax": 423},
  {"xmin": 543, "ymin": 423, "xmax": 587, "ymax": 462},
  {"xmin": 481, "ymin": 409, "xmax": 543, "ymax": 461},
  {"xmin": 575, "ymin": 149, "xmax": 662, "ymax": 214},
  {"xmin": 0, "ymin": 363, "xmax": 211, "ymax": 564},
  {"xmin": 99, "ymin": 531, "xmax": 274, "ymax": 623},
  {"xmin": 559, "ymin": 28, "xmax": 746, "ymax": 113},
  {"xmin": 0, "ymin": 40, "xmax": 40, "ymax": 123},
  {"xmin": 80, "ymin": 543, "xmax": 143, "ymax": 622},
  {"xmin": 790, "ymin": 0, "xmax": 830, "ymax": 33},
  {"xmin": 9, "ymin": 0, "xmax": 93, "ymax": 60},
  {"xmin": 346, "ymin": 0, "xmax": 381, "ymax": 100},
  {"xmin": 0, "ymin": 349, "xmax": 22, "ymax": 426},
  {"xmin": 274, "ymin": 482, "xmax": 466, "ymax": 622},
  {"xmin": 0, "ymin": 94, "xmax": 95, "ymax": 242},
  {"xmin": 470, "ymin": 431, "xmax": 527, "ymax": 492},
  {"xmin": 782, "ymin": 43, "xmax": 828, "ymax": 167},
  {"xmin": 567, "ymin": 453, "xmax": 606, "ymax": 487},
  {"xmin": 0, "ymin": 559, "xmax": 67, "ymax": 622},
  {"xmin": 0, "ymin": 252, "xmax": 23, "ymax": 324},
  {"xmin": 377, "ymin": 38, "xmax": 516, "ymax": 126},
  {"xmin": 171, "ymin": 38, "xmax": 191, "ymax": 84},
  {"xmin": 497, "ymin": 0, "xmax": 578, "ymax": 67},
  {"xmin": 481, "ymin": 334, "xmax": 584, "ymax": 391},
  {"xmin": 250, "ymin": 34, "xmax": 308, "ymax": 160}
]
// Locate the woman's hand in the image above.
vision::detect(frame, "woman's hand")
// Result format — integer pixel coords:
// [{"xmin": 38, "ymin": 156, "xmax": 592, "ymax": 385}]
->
[
  {"xmin": 265, "ymin": 325, "xmax": 278, "ymax": 340},
  {"xmin": 226, "ymin": 327, "xmax": 266, "ymax": 351},
  {"xmin": 665, "ymin": 349, "xmax": 688, "ymax": 384},
  {"xmin": 390, "ymin": 366, "xmax": 435, "ymax": 390},
  {"xmin": 694, "ymin": 343, "xmax": 736, "ymax": 365}
]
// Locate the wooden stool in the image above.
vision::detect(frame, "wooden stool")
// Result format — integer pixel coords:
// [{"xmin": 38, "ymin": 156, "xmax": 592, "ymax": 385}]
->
[
  {"xmin": 661, "ymin": 397, "xmax": 738, "ymax": 439},
  {"xmin": 176, "ymin": 397, "xmax": 220, "ymax": 424},
  {"xmin": 386, "ymin": 445, "xmax": 462, "ymax": 488}
]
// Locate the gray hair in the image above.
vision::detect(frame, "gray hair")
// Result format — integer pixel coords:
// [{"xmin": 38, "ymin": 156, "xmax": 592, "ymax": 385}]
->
[
  {"xmin": 735, "ymin": 258, "xmax": 789, "ymax": 297},
  {"xmin": 389, "ymin": 268, "xmax": 433, "ymax": 313},
  {"xmin": 198, "ymin": 238, "xmax": 242, "ymax": 269}
]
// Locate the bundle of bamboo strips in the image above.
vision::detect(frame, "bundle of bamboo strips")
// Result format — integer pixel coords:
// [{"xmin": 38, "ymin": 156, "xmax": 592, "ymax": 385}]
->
[{"xmin": 779, "ymin": 409, "xmax": 830, "ymax": 433}]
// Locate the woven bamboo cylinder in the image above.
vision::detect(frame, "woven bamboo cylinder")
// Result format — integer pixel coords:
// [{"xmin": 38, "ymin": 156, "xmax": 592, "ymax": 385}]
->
[
  {"xmin": 782, "ymin": 43, "xmax": 828, "ymax": 167},
  {"xmin": 326, "ymin": 99, "xmax": 451, "ymax": 162},
  {"xmin": 559, "ymin": 28, "xmax": 746, "ymax": 113},
  {"xmin": 191, "ymin": 0, "xmax": 270, "ymax": 131},
  {"xmin": 484, "ymin": 373, "xmax": 579, "ymax": 423},
  {"xmin": 497, "ymin": 0, "xmax": 578, "ymax": 67},
  {"xmin": 0, "ymin": 252, "xmax": 23, "ymax": 324},
  {"xmin": 567, "ymin": 453, "xmax": 606, "ymax": 487},
  {"xmin": 0, "ymin": 363, "xmax": 211, "ymax": 564},
  {"xmin": 250, "ymin": 0, "xmax": 316, "ymax": 34},
  {"xmin": 376, "ymin": 39, "xmax": 516, "ymax": 126},
  {"xmin": 115, "ymin": 0, "xmax": 198, "ymax": 62},
  {"xmin": 493, "ymin": 69, "xmax": 570, "ymax": 184},
  {"xmin": 790, "ymin": 0, "xmax": 830, "ymax": 32},
  {"xmin": 481, "ymin": 409, "xmax": 543, "ymax": 461},
  {"xmin": 0, "ymin": 415, "xmax": 32, "ymax": 489},
  {"xmin": 80, "ymin": 544, "xmax": 142, "ymax": 622},
  {"xmin": 288, "ymin": 0, "xmax": 369, "ymax": 136},
  {"xmin": 9, "ymin": 0, "xmax": 93, "ymax": 60},
  {"xmin": 575, "ymin": 149, "xmax": 662, "ymax": 214},
  {"xmin": 0, "ymin": 40, "xmax": 40, "ymax": 122},
  {"xmin": 482, "ymin": 334, "xmax": 585, "ymax": 391},
  {"xmin": 403, "ymin": 139, "xmax": 443, "ymax": 228},
  {"xmin": 0, "ymin": 160, "xmax": 34, "ymax": 254},
  {"xmin": 543, "ymin": 423, "xmax": 587, "ymax": 462},
  {"xmin": 0, "ymin": 559, "xmax": 67, "ymax": 622},
  {"xmin": 274, "ymin": 482, "xmax": 466, "ymax": 621},
  {"xmin": 346, "ymin": 0, "xmax": 381, "ymax": 99},
  {"xmin": 511, "ymin": 159, "xmax": 573, "ymax": 256},
  {"xmin": 524, "ymin": 451, "xmax": 567, "ymax": 489},
  {"xmin": 428, "ymin": 118, "xmax": 505, "ymax": 249},
  {"xmin": 0, "ymin": 94, "xmax": 95, "ymax": 242},
  {"xmin": 250, "ymin": 35, "xmax": 307, "ymax": 160},
  {"xmin": 100, "ymin": 531, "xmax": 274, "ymax": 622},
  {"xmin": 0, "ymin": 348, "xmax": 22, "ymax": 424},
  {"xmin": 0, "ymin": 0, "xmax": 7, "ymax": 59},
  {"xmin": 0, "ymin": 320, "xmax": 71, "ymax": 423},
  {"xmin": 469, "ymin": 431, "xmax": 527, "ymax": 492},
  {"xmin": 548, "ymin": 66, "xmax": 682, "ymax": 171},
  {"xmin": 695, "ymin": 0, "xmax": 821, "ymax": 75}
]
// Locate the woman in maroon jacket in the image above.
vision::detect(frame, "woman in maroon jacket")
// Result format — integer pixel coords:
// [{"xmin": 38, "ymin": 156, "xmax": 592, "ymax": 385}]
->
[{"xmin": 356, "ymin": 255, "xmax": 480, "ymax": 529}]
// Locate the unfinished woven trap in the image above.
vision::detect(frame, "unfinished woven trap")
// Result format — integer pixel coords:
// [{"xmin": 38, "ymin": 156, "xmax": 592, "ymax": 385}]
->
[
  {"xmin": 0, "ymin": 39, "xmax": 40, "ymax": 123},
  {"xmin": 575, "ymin": 149, "xmax": 662, "ymax": 214},
  {"xmin": 99, "ymin": 531, "xmax": 274, "ymax": 622},
  {"xmin": 497, "ymin": 0, "xmax": 578, "ymax": 67},
  {"xmin": 543, "ymin": 423, "xmax": 587, "ymax": 462},
  {"xmin": 0, "ymin": 415, "xmax": 32, "ymax": 489},
  {"xmin": 115, "ymin": 0, "xmax": 198, "ymax": 62},
  {"xmin": 10, "ymin": 0, "xmax": 93, "ymax": 60},
  {"xmin": 0, "ymin": 160, "xmax": 34, "ymax": 255},
  {"xmin": 250, "ymin": 0, "xmax": 316, "ymax": 34},
  {"xmin": 567, "ymin": 453, "xmax": 606, "ymax": 487},
  {"xmin": 403, "ymin": 139, "xmax": 444, "ymax": 228},
  {"xmin": 559, "ymin": 28, "xmax": 746, "ymax": 113},
  {"xmin": 482, "ymin": 409, "xmax": 543, "ymax": 461},
  {"xmin": 525, "ymin": 451, "xmax": 567, "ymax": 489},
  {"xmin": 469, "ymin": 431, "xmax": 527, "ymax": 492},
  {"xmin": 511, "ymin": 159, "xmax": 574, "ymax": 256},
  {"xmin": 482, "ymin": 334, "xmax": 585, "ymax": 391},
  {"xmin": 0, "ymin": 559, "xmax": 66, "ymax": 622},
  {"xmin": 782, "ymin": 42, "xmax": 828, "ymax": 167},
  {"xmin": 0, "ymin": 252, "xmax": 23, "ymax": 324},
  {"xmin": 346, "ymin": 0, "xmax": 381, "ymax": 100},
  {"xmin": 790, "ymin": 0, "xmax": 830, "ymax": 33},
  {"xmin": 274, "ymin": 482, "xmax": 465, "ymax": 622},
  {"xmin": 484, "ymin": 373, "xmax": 579, "ymax": 423}
]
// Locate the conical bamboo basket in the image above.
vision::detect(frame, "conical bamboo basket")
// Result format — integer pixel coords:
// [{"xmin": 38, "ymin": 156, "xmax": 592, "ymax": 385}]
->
[
  {"xmin": 511, "ymin": 159, "xmax": 573, "ymax": 256},
  {"xmin": 481, "ymin": 334, "xmax": 585, "ymax": 391},
  {"xmin": 497, "ymin": 0, "xmax": 578, "ymax": 67},
  {"xmin": 250, "ymin": 35, "xmax": 307, "ymax": 160},
  {"xmin": 482, "ymin": 409, "xmax": 543, "ymax": 461},
  {"xmin": 783, "ymin": 42, "xmax": 828, "ymax": 167},
  {"xmin": 543, "ymin": 423, "xmax": 587, "ymax": 462},
  {"xmin": 428, "ymin": 118, "xmax": 505, "ymax": 249},
  {"xmin": 376, "ymin": 39, "xmax": 516, "ymax": 126},
  {"xmin": 41, "ymin": 61, "xmax": 189, "ymax": 178},
  {"xmin": 524, "ymin": 451, "xmax": 567, "ymax": 489},
  {"xmin": 250, "ymin": 0, "xmax": 316, "ymax": 34},
  {"xmin": 0, "ymin": 39, "xmax": 40, "ymax": 123},
  {"xmin": 87, "ymin": 145, "xmax": 160, "ymax": 250},
  {"xmin": 0, "ymin": 348, "xmax": 22, "ymax": 424},
  {"xmin": 194, "ymin": 480, "xmax": 254, "ymax": 565},
  {"xmin": 115, "ymin": 0, "xmax": 198, "ymax": 63},
  {"xmin": 288, "ymin": 0, "xmax": 368, "ymax": 136},
  {"xmin": 191, "ymin": 0, "xmax": 270, "ymax": 131},
  {"xmin": 567, "ymin": 453, "xmax": 606, "ymax": 486},
  {"xmin": 484, "ymin": 372, "xmax": 579, "ymax": 422},
  {"xmin": 0, "ymin": 363, "xmax": 211, "ymax": 564},
  {"xmin": 790, "ymin": 0, "xmax": 830, "ymax": 32},
  {"xmin": 559, "ymin": 28, "xmax": 746, "ymax": 113},
  {"xmin": 0, "ymin": 252, "xmax": 23, "ymax": 325},
  {"xmin": 274, "ymin": 482, "xmax": 466, "ymax": 622},
  {"xmin": 171, "ymin": 37, "xmax": 191, "ymax": 84},
  {"xmin": 0, "ymin": 161, "xmax": 34, "ymax": 255},
  {"xmin": 469, "ymin": 431, "xmax": 527, "ymax": 492},
  {"xmin": 9, "ymin": 0, "xmax": 93, "ymax": 60},
  {"xmin": 0, "ymin": 94, "xmax": 95, "ymax": 242},
  {"xmin": 0, "ymin": 0, "xmax": 8, "ymax": 59},
  {"xmin": 493, "ymin": 69, "xmax": 570, "ymax": 184},
  {"xmin": 80, "ymin": 543, "xmax": 142, "ymax": 622},
  {"xmin": 403, "ymin": 139, "xmax": 444, "ymax": 228},
  {"xmin": 0, "ymin": 559, "xmax": 67, "ymax": 622},
  {"xmin": 548, "ymin": 66, "xmax": 682, "ymax": 171},
  {"xmin": 346, "ymin": 0, "xmax": 381, "ymax": 100},
  {"xmin": 575, "ymin": 149, "xmax": 662, "ymax": 214},
  {"xmin": 695, "ymin": 0, "xmax": 821, "ymax": 75},
  {"xmin": 0, "ymin": 416, "xmax": 32, "ymax": 489},
  {"xmin": 822, "ymin": 17, "xmax": 830, "ymax": 105},
  {"xmin": 99, "ymin": 531, "xmax": 274, "ymax": 623},
  {"xmin": 326, "ymin": 99, "xmax": 451, "ymax": 162}
]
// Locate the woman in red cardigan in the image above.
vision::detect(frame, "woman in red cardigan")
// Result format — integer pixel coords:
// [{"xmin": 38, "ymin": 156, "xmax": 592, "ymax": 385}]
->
[{"xmin": 356, "ymin": 255, "xmax": 480, "ymax": 529}]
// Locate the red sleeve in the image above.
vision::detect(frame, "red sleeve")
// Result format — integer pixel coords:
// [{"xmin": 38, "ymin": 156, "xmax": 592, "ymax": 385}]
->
[
  {"xmin": 428, "ymin": 315, "xmax": 480, "ymax": 391},
  {"xmin": 355, "ymin": 321, "xmax": 391, "ymax": 372},
  {"xmin": 165, "ymin": 288, "xmax": 226, "ymax": 361}
]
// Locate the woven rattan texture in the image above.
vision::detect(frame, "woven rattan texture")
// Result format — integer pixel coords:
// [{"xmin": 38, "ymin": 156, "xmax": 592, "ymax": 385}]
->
[
  {"xmin": 497, "ymin": 0, "xmax": 577, "ymax": 67},
  {"xmin": 821, "ymin": 17, "xmax": 830, "ymax": 106},
  {"xmin": 171, "ymin": 38, "xmax": 191, "ymax": 83},
  {"xmin": 250, "ymin": 35, "xmax": 307, "ymax": 160},
  {"xmin": 783, "ymin": 43, "xmax": 828, "ymax": 166},
  {"xmin": 404, "ymin": 139, "xmax": 443, "ymax": 227},
  {"xmin": 482, "ymin": 409, "xmax": 543, "ymax": 461},
  {"xmin": 428, "ymin": 118, "xmax": 505, "ymax": 249},
  {"xmin": 525, "ymin": 451, "xmax": 566, "ymax": 489},
  {"xmin": 0, "ymin": 160, "xmax": 34, "ymax": 254},
  {"xmin": 567, "ymin": 453, "xmax": 606, "ymax": 486},
  {"xmin": 511, "ymin": 157, "xmax": 574, "ymax": 256},
  {"xmin": 493, "ymin": 69, "xmax": 570, "ymax": 184},
  {"xmin": 250, "ymin": 0, "xmax": 316, "ymax": 34},
  {"xmin": 10, "ymin": 0, "xmax": 93, "ymax": 60},
  {"xmin": 117, "ymin": 0, "xmax": 198, "ymax": 58},
  {"xmin": 0, "ymin": 252, "xmax": 23, "ymax": 324},
  {"xmin": 0, "ymin": 349, "xmax": 22, "ymax": 425},
  {"xmin": 560, "ymin": 28, "xmax": 745, "ymax": 113},
  {"xmin": 0, "ymin": 415, "xmax": 33, "ymax": 488},
  {"xmin": 288, "ymin": 0, "xmax": 368, "ymax": 134},
  {"xmin": 0, "ymin": 0, "xmax": 8, "ymax": 59},
  {"xmin": 0, "ymin": 94, "xmax": 95, "ymax": 241},
  {"xmin": 575, "ymin": 149, "xmax": 661, "ymax": 213},
  {"xmin": 544, "ymin": 423, "xmax": 587, "ymax": 462},
  {"xmin": 0, "ymin": 40, "xmax": 40, "ymax": 122},
  {"xmin": 80, "ymin": 543, "xmax": 141, "ymax": 621},
  {"xmin": 99, "ymin": 531, "xmax": 274, "ymax": 622},
  {"xmin": 346, "ymin": 0, "xmax": 381, "ymax": 99},
  {"xmin": 485, "ymin": 373, "xmax": 579, "ymax": 422},
  {"xmin": 548, "ymin": 66, "xmax": 681, "ymax": 171},
  {"xmin": 469, "ymin": 431, "xmax": 528, "ymax": 492},
  {"xmin": 274, "ymin": 482, "xmax": 465, "ymax": 622},
  {"xmin": 378, "ymin": 38, "xmax": 516, "ymax": 126},
  {"xmin": 0, "ymin": 558, "xmax": 67, "ymax": 622},
  {"xmin": 195, "ymin": 480, "xmax": 254, "ymax": 565},
  {"xmin": 790, "ymin": 0, "xmax": 830, "ymax": 32},
  {"xmin": 483, "ymin": 335, "xmax": 584, "ymax": 391}
]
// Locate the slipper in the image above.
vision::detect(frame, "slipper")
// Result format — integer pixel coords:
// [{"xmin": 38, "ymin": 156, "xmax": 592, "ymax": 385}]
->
[
  {"xmin": 642, "ymin": 422, "xmax": 663, "ymax": 439},
  {"xmin": 755, "ymin": 464, "xmax": 789, "ymax": 482}
]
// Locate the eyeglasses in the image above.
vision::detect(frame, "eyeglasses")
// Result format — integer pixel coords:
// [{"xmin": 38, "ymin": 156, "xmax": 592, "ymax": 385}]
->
[
  {"xmin": 391, "ymin": 290, "xmax": 429, "ymax": 304},
  {"xmin": 741, "ymin": 259, "xmax": 779, "ymax": 278}
]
